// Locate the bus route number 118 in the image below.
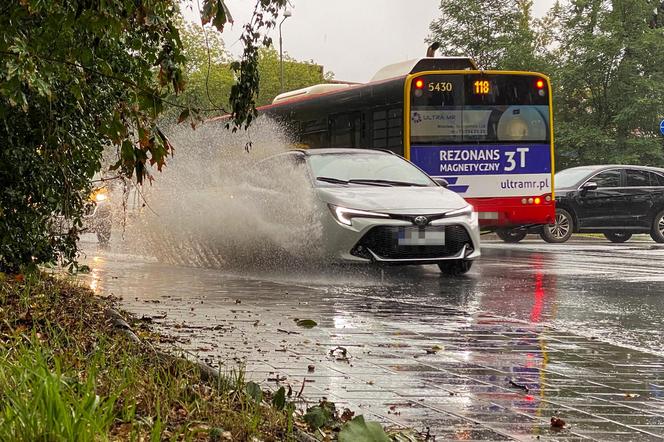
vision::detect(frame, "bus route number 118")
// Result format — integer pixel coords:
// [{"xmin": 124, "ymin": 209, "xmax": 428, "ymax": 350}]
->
[{"xmin": 473, "ymin": 80, "xmax": 490, "ymax": 95}]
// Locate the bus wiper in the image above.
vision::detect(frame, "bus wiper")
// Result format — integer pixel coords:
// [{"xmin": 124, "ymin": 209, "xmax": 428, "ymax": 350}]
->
[
  {"xmin": 316, "ymin": 176, "xmax": 348, "ymax": 185},
  {"xmin": 349, "ymin": 179, "xmax": 427, "ymax": 187}
]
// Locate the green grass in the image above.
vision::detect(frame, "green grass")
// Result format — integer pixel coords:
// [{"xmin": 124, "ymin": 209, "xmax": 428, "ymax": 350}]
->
[{"xmin": 0, "ymin": 274, "xmax": 297, "ymax": 441}]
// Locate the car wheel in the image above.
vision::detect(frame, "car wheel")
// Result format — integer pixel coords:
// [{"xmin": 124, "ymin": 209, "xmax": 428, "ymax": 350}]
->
[
  {"xmin": 496, "ymin": 228, "xmax": 527, "ymax": 243},
  {"xmin": 651, "ymin": 209, "xmax": 664, "ymax": 243},
  {"xmin": 604, "ymin": 232, "xmax": 632, "ymax": 243},
  {"xmin": 438, "ymin": 260, "xmax": 473, "ymax": 276},
  {"xmin": 540, "ymin": 208, "xmax": 574, "ymax": 243}
]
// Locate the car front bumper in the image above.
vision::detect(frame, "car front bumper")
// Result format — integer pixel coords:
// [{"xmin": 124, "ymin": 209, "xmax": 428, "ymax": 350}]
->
[{"xmin": 320, "ymin": 211, "xmax": 481, "ymax": 265}]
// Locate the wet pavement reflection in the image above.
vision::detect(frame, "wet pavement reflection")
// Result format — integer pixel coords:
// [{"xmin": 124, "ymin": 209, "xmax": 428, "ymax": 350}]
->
[{"xmin": 81, "ymin": 236, "xmax": 664, "ymax": 441}]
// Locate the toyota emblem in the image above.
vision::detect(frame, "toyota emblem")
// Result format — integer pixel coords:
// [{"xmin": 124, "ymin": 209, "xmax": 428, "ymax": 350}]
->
[{"xmin": 413, "ymin": 216, "xmax": 428, "ymax": 226}]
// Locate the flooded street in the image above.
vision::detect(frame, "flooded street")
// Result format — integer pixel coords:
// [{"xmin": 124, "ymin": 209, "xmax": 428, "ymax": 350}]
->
[{"xmin": 81, "ymin": 235, "xmax": 664, "ymax": 441}]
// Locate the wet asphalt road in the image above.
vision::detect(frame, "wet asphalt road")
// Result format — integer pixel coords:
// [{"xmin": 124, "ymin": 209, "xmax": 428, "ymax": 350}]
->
[
  {"xmin": 80, "ymin": 234, "xmax": 664, "ymax": 440},
  {"xmin": 84, "ymin": 234, "xmax": 664, "ymax": 356}
]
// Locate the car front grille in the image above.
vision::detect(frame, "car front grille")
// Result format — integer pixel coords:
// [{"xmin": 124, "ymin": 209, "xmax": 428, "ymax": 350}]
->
[{"xmin": 351, "ymin": 225, "xmax": 472, "ymax": 260}]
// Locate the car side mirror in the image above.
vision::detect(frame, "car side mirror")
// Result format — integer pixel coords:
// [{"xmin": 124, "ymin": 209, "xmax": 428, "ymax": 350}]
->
[
  {"xmin": 434, "ymin": 178, "xmax": 449, "ymax": 188},
  {"xmin": 580, "ymin": 181, "xmax": 598, "ymax": 194}
]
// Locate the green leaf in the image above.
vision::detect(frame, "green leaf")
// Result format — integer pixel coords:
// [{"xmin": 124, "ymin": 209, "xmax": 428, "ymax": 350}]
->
[
  {"xmin": 177, "ymin": 108, "xmax": 190, "ymax": 124},
  {"xmin": 212, "ymin": 0, "xmax": 229, "ymax": 32},
  {"xmin": 303, "ymin": 401, "xmax": 336, "ymax": 429},
  {"xmin": 271, "ymin": 386, "xmax": 286, "ymax": 410},
  {"xmin": 295, "ymin": 319, "xmax": 317, "ymax": 328},
  {"xmin": 201, "ymin": 0, "xmax": 215, "ymax": 26},
  {"xmin": 245, "ymin": 381, "xmax": 262, "ymax": 403},
  {"xmin": 338, "ymin": 415, "xmax": 390, "ymax": 442}
]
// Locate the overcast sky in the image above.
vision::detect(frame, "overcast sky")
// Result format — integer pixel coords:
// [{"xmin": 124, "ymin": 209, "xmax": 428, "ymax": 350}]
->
[{"xmin": 182, "ymin": 0, "xmax": 557, "ymax": 82}]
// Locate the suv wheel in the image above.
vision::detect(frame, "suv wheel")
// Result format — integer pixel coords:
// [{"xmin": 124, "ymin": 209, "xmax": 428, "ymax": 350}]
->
[
  {"xmin": 496, "ymin": 228, "xmax": 527, "ymax": 243},
  {"xmin": 604, "ymin": 232, "xmax": 632, "ymax": 243},
  {"xmin": 651, "ymin": 209, "xmax": 664, "ymax": 243},
  {"xmin": 540, "ymin": 208, "xmax": 574, "ymax": 243},
  {"xmin": 438, "ymin": 260, "xmax": 473, "ymax": 275}
]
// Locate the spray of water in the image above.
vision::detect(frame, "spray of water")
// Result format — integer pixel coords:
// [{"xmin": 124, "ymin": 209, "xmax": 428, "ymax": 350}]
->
[{"xmin": 113, "ymin": 117, "xmax": 324, "ymax": 271}]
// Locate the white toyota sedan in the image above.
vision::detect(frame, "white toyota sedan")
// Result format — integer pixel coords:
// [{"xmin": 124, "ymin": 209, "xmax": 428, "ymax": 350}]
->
[{"xmin": 251, "ymin": 149, "xmax": 480, "ymax": 275}]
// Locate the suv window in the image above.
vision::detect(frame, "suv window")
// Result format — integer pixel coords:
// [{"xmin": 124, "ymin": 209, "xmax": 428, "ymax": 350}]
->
[
  {"xmin": 650, "ymin": 172, "xmax": 664, "ymax": 187},
  {"xmin": 591, "ymin": 169, "xmax": 621, "ymax": 188},
  {"xmin": 625, "ymin": 169, "xmax": 650, "ymax": 187}
]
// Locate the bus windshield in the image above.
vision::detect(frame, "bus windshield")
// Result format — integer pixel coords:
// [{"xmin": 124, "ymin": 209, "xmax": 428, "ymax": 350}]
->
[{"xmin": 410, "ymin": 74, "xmax": 550, "ymax": 144}]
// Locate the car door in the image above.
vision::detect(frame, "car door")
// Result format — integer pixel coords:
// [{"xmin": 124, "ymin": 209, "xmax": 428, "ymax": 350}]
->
[
  {"xmin": 574, "ymin": 168, "xmax": 624, "ymax": 229},
  {"xmin": 622, "ymin": 169, "xmax": 658, "ymax": 228}
]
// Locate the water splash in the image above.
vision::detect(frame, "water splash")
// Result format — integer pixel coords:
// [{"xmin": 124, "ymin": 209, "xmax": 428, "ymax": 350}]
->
[{"xmin": 113, "ymin": 117, "xmax": 324, "ymax": 270}]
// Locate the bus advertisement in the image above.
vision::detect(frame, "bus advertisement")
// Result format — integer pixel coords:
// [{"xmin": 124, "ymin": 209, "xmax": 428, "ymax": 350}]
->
[{"xmin": 256, "ymin": 57, "xmax": 555, "ymax": 235}]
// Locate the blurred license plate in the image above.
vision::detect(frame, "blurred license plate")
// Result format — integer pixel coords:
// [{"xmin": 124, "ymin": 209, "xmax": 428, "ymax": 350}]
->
[{"xmin": 398, "ymin": 227, "xmax": 445, "ymax": 246}]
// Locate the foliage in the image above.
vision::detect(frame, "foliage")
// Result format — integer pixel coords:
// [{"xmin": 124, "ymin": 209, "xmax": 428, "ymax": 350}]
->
[
  {"xmin": 551, "ymin": 0, "xmax": 664, "ymax": 168},
  {"xmin": 256, "ymin": 48, "xmax": 332, "ymax": 106},
  {"xmin": 170, "ymin": 23, "xmax": 330, "ymax": 120},
  {"xmin": 338, "ymin": 415, "xmax": 390, "ymax": 442},
  {"xmin": 225, "ymin": 0, "xmax": 288, "ymax": 131},
  {"xmin": 0, "ymin": 0, "xmax": 185, "ymax": 272},
  {"xmin": 178, "ymin": 18, "xmax": 230, "ymax": 114},
  {"xmin": 0, "ymin": 274, "xmax": 299, "ymax": 440},
  {"xmin": 303, "ymin": 400, "xmax": 337, "ymax": 429},
  {"xmin": 428, "ymin": 0, "xmax": 540, "ymax": 70},
  {"xmin": 0, "ymin": 0, "xmax": 287, "ymax": 272},
  {"xmin": 428, "ymin": 0, "xmax": 664, "ymax": 169}
]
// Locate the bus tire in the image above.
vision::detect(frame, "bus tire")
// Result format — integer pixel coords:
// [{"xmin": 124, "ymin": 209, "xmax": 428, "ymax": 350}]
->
[
  {"xmin": 496, "ymin": 228, "xmax": 527, "ymax": 243},
  {"xmin": 540, "ymin": 208, "xmax": 573, "ymax": 243},
  {"xmin": 438, "ymin": 260, "xmax": 473, "ymax": 276}
]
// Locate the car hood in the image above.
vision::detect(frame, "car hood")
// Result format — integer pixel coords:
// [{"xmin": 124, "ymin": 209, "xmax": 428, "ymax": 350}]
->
[{"xmin": 316, "ymin": 186, "xmax": 469, "ymax": 214}]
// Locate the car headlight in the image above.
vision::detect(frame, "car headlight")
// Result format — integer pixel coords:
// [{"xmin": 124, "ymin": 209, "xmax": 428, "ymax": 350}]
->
[
  {"xmin": 445, "ymin": 205, "xmax": 474, "ymax": 217},
  {"xmin": 329, "ymin": 204, "xmax": 390, "ymax": 226},
  {"xmin": 90, "ymin": 187, "xmax": 109, "ymax": 203}
]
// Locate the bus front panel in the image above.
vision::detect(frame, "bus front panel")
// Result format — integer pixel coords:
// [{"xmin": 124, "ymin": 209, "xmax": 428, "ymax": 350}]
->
[{"xmin": 406, "ymin": 72, "xmax": 554, "ymax": 227}]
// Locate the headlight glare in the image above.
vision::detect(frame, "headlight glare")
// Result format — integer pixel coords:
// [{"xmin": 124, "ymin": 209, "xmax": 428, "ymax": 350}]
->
[
  {"xmin": 91, "ymin": 187, "xmax": 109, "ymax": 203},
  {"xmin": 329, "ymin": 204, "xmax": 389, "ymax": 226}
]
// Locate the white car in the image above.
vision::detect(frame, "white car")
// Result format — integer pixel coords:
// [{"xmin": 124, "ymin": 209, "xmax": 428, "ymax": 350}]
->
[{"xmin": 253, "ymin": 149, "xmax": 480, "ymax": 275}]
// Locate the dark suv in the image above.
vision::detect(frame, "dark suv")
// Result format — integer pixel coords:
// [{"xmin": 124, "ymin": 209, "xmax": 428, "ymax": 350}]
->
[{"xmin": 541, "ymin": 165, "xmax": 664, "ymax": 243}]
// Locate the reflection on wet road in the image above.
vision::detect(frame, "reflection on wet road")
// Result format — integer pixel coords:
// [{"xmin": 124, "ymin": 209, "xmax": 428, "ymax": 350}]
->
[{"xmin": 81, "ymin": 236, "xmax": 664, "ymax": 441}]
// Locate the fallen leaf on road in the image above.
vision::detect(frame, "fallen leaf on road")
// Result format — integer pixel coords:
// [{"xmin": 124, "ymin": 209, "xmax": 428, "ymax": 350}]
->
[
  {"xmin": 340, "ymin": 408, "xmax": 355, "ymax": 422},
  {"xmin": 550, "ymin": 416, "xmax": 566, "ymax": 428},
  {"xmin": 296, "ymin": 319, "xmax": 317, "ymax": 328},
  {"xmin": 329, "ymin": 346, "xmax": 350, "ymax": 362},
  {"xmin": 509, "ymin": 379, "xmax": 529, "ymax": 392}
]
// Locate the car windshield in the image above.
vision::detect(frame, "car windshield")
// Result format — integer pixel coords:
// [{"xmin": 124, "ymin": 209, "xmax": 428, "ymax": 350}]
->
[
  {"xmin": 555, "ymin": 167, "xmax": 597, "ymax": 188},
  {"xmin": 308, "ymin": 153, "xmax": 435, "ymax": 187}
]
